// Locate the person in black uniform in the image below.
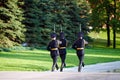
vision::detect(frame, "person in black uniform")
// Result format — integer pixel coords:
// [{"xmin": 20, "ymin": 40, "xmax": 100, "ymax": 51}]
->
[
  {"xmin": 72, "ymin": 32, "xmax": 88, "ymax": 72},
  {"xmin": 47, "ymin": 33, "xmax": 59, "ymax": 72},
  {"xmin": 58, "ymin": 32, "xmax": 67, "ymax": 72}
]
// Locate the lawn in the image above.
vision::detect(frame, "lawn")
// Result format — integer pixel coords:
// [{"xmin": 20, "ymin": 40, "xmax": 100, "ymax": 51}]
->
[
  {"xmin": 88, "ymin": 31, "xmax": 120, "ymax": 48},
  {"xmin": 0, "ymin": 50, "xmax": 51, "ymax": 71},
  {"xmin": 0, "ymin": 48, "xmax": 120, "ymax": 71},
  {"xmin": 0, "ymin": 31, "xmax": 120, "ymax": 71}
]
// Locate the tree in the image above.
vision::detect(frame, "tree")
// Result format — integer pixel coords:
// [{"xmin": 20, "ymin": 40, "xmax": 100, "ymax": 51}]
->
[
  {"xmin": 87, "ymin": 0, "xmax": 111, "ymax": 47},
  {"xmin": 23, "ymin": 0, "xmax": 91, "ymax": 47},
  {"xmin": 110, "ymin": 0, "xmax": 120, "ymax": 48},
  {"xmin": 0, "ymin": 0, "xmax": 91, "ymax": 48},
  {"xmin": 63, "ymin": 0, "xmax": 91, "ymax": 43},
  {"xmin": 87, "ymin": 0, "xmax": 120, "ymax": 48},
  {"xmin": 0, "ymin": 0, "xmax": 25, "ymax": 48},
  {"xmin": 22, "ymin": 0, "xmax": 42, "ymax": 47}
]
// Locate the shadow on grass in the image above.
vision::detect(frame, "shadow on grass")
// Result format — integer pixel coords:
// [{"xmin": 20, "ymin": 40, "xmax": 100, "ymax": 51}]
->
[{"xmin": 88, "ymin": 38, "xmax": 120, "ymax": 49}]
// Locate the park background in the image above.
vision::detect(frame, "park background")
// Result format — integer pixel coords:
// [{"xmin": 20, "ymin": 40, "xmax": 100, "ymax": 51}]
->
[{"xmin": 0, "ymin": 0, "xmax": 120, "ymax": 71}]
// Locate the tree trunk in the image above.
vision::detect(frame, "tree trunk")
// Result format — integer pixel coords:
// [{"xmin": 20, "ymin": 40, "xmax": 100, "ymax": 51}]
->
[
  {"xmin": 113, "ymin": 29, "xmax": 116, "ymax": 48},
  {"xmin": 113, "ymin": 0, "xmax": 116, "ymax": 49},
  {"xmin": 106, "ymin": 13, "xmax": 111, "ymax": 47}
]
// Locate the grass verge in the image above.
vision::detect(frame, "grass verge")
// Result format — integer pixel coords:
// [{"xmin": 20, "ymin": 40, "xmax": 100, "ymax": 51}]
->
[{"xmin": 0, "ymin": 48, "xmax": 120, "ymax": 71}]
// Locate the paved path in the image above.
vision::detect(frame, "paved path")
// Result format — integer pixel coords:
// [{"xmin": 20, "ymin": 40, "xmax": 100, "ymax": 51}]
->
[
  {"xmin": 63, "ymin": 61, "xmax": 120, "ymax": 72},
  {"xmin": 0, "ymin": 61, "xmax": 120, "ymax": 80},
  {"xmin": 0, "ymin": 72, "xmax": 120, "ymax": 80}
]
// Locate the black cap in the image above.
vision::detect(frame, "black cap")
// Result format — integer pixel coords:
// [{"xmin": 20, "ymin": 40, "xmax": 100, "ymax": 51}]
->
[
  {"xmin": 60, "ymin": 32, "xmax": 65, "ymax": 39},
  {"xmin": 78, "ymin": 32, "xmax": 83, "ymax": 38},
  {"xmin": 50, "ymin": 33, "xmax": 56, "ymax": 38}
]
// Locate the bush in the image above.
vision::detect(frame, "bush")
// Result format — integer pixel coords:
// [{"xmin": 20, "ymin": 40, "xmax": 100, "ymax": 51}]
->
[{"xmin": 0, "ymin": 48, "xmax": 11, "ymax": 52}]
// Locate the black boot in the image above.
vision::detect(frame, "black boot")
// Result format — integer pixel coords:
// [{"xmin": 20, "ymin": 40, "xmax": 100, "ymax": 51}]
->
[
  {"xmin": 52, "ymin": 67, "xmax": 55, "ymax": 72},
  {"xmin": 82, "ymin": 62, "xmax": 85, "ymax": 67},
  {"xmin": 78, "ymin": 65, "xmax": 82, "ymax": 72},
  {"xmin": 78, "ymin": 63, "xmax": 82, "ymax": 72},
  {"xmin": 56, "ymin": 64, "xmax": 59, "ymax": 70},
  {"xmin": 64, "ymin": 63, "xmax": 66, "ymax": 67},
  {"xmin": 51, "ymin": 64, "xmax": 55, "ymax": 72},
  {"xmin": 60, "ymin": 63, "xmax": 64, "ymax": 72},
  {"xmin": 60, "ymin": 68, "xmax": 63, "ymax": 72}
]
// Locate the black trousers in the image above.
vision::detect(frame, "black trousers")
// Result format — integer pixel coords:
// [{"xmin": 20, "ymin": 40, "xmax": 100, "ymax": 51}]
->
[
  {"xmin": 59, "ymin": 49, "xmax": 66, "ymax": 71},
  {"xmin": 60, "ymin": 54, "xmax": 66, "ymax": 64},
  {"xmin": 76, "ymin": 50, "xmax": 84, "ymax": 72},
  {"xmin": 50, "ymin": 50, "xmax": 59, "ymax": 71},
  {"xmin": 51, "ymin": 56, "xmax": 59, "ymax": 71}
]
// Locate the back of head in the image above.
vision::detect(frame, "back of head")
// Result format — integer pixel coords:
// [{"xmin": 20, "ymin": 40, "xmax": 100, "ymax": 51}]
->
[
  {"xmin": 77, "ymin": 32, "xmax": 83, "ymax": 38},
  {"xmin": 60, "ymin": 32, "xmax": 65, "ymax": 39},
  {"xmin": 50, "ymin": 32, "xmax": 56, "ymax": 38}
]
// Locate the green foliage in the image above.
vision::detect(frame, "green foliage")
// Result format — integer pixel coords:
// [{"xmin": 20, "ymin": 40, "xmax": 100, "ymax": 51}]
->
[
  {"xmin": 88, "ymin": 0, "xmax": 120, "ymax": 48},
  {"xmin": 23, "ymin": 0, "xmax": 42, "ymax": 47},
  {"xmin": 64, "ymin": 0, "xmax": 91, "ymax": 43},
  {"xmin": 22, "ymin": 0, "xmax": 91, "ymax": 47},
  {"xmin": 89, "ymin": 0, "xmax": 120, "ymax": 30},
  {"xmin": 1, "ymin": 0, "xmax": 120, "ymax": 48},
  {"xmin": 0, "ymin": 0, "xmax": 91, "ymax": 48},
  {"xmin": 0, "ymin": 0, "xmax": 25, "ymax": 48}
]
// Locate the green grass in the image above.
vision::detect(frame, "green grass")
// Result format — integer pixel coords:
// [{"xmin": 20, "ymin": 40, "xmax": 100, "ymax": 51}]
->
[
  {"xmin": 0, "ymin": 31, "xmax": 120, "ymax": 71},
  {"xmin": 0, "ymin": 48, "xmax": 120, "ymax": 71},
  {"xmin": 67, "ymin": 48, "xmax": 120, "ymax": 66},
  {"xmin": 88, "ymin": 31, "xmax": 120, "ymax": 48},
  {"xmin": 0, "ymin": 50, "xmax": 51, "ymax": 71}
]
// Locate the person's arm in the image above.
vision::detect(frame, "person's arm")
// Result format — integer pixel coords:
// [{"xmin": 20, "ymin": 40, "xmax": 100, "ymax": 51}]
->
[
  {"xmin": 72, "ymin": 41, "xmax": 77, "ymax": 50},
  {"xmin": 65, "ymin": 39, "xmax": 68, "ymax": 47},
  {"xmin": 84, "ymin": 39, "xmax": 88, "ymax": 47},
  {"xmin": 47, "ymin": 42, "xmax": 51, "ymax": 51}
]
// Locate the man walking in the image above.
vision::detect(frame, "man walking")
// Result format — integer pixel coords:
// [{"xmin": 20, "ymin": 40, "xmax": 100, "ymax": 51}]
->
[
  {"xmin": 47, "ymin": 33, "xmax": 59, "ymax": 72},
  {"xmin": 72, "ymin": 32, "xmax": 88, "ymax": 72},
  {"xmin": 59, "ymin": 32, "xmax": 67, "ymax": 72}
]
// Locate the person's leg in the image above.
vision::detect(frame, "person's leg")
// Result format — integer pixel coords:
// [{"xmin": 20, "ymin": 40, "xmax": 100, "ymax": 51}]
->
[
  {"xmin": 60, "ymin": 54, "xmax": 65, "ymax": 72},
  {"xmin": 51, "ymin": 56, "xmax": 58, "ymax": 71},
  {"xmin": 62, "ymin": 50, "xmax": 67, "ymax": 67},
  {"xmin": 64, "ymin": 54, "xmax": 66, "ymax": 67},
  {"xmin": 55, "ymin": 57, "xmax": 59, "ymax": 70},
  {"xmin": 82, "ymin": 62, "xmax": 84, "ymax": 67},
  {"xmin": 81, "ymin": 50, "xmax": 85, "ymax": 67},
  {"xmin": 51, "ymin": 57, "xmax": 55, "ymax": 72},
  {"xmin": 77, "ymin": 50, "xmax": 84, "ymax": 72},
  {"xmin": 77, "ymin": 55, "xmax": 82, "ymax": 72}
]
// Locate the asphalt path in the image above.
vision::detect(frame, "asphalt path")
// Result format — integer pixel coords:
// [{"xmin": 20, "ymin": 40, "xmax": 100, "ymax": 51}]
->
[
  {"xmin": 63, "ymin": 61, "xmax": 120, "ymax": 72},
  {"xmin": 0, "ymin": 61, "xmax": 120, "ymax": 80},
  {"xmin": 0, "ymin": 72, "xmax": 120, "ymax": 80}
]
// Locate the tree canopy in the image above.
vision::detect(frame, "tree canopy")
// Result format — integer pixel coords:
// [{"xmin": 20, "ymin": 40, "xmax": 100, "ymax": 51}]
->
[
  {"xmin": 87, "ymin": 0, "xmax": 120, "ymax": 48},
  {"xmin": 0, "ymin": 0, "xmax": 25, "ymax": 48},
  {"xmin": 0, "ymin": 0, "xmax": 91, "ymax": 48}
]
